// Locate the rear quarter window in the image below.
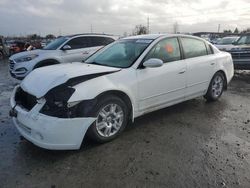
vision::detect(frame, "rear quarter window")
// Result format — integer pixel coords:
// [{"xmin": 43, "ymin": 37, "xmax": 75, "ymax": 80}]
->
[
  {"xmin": 206, "ymin": 44, "xmax": 214, "ymax": 55},
  {"xmin": 89, "ymin": 37, "xmax": 115, "ymax": 47}
]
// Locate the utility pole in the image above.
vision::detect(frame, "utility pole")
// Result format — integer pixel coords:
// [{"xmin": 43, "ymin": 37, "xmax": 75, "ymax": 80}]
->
[
  {"xmin": 58, "ymin": 28, "xmax": 61, "ymax": 36},
  {"xmin": 147, "ymin": 17, "xmax": 149, "ymax": 34},
  {"xmin": 173, "ymin": 22, "xmax": 178, "ymax": 34},
  {"xmin": 217, "ymin": 24, "xmax": 221, "ymax": 33}
]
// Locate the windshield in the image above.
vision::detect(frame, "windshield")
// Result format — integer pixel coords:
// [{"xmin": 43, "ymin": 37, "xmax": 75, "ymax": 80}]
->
[
  {"xmin": 217, "ymin": 37, "xmax": 238, "ymax": 45},
  {"xmin": 85, "ymin": 39, "xmax": 153, "ymax": 68},
  {"xmin": 235, "ymin": 35, "xmax": 250, "ymax": 45},
  {"xmin": 43, "ymin": 37, "xmax": 68, "ymax": 50}
]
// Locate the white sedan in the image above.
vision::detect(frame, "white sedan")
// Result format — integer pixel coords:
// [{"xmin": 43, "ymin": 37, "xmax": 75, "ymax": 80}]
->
[{"xmin": 10, "ymin": 34, "xmax": 234, "ymax": 150}]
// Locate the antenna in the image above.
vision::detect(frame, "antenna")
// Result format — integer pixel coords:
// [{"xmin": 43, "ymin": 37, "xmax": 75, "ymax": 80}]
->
[{"xmin": 217, "ymin": 24, "xmax": 221, "ymax": 33}]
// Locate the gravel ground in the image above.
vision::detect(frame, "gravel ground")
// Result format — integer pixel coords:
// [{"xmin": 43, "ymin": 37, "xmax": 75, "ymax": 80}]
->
[{"xmin": 0, "ymin": 59, "xmax": 250, "ymax": 188}]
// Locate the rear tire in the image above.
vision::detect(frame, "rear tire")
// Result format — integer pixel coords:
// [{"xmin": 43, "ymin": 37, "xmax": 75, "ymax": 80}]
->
[
  {"xmin": 85, "ymin": 95, "xmax": 129, "ymax": 143},
  {"xmin": 204, "ymin": 72, "xmax": 225, "ymax": 102}
]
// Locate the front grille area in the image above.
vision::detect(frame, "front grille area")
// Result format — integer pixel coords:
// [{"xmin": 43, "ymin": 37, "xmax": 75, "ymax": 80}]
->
[
  {"xmin": 15, "ymin": 88, "xmax": 37, "ymax": 111},
  {"xmin": 230, "ymin": 51, "xmax": 250, "ymax": 59},
  {"xmin": 9, "ymin": 60, "xmax": 15, "ymax": 71}
]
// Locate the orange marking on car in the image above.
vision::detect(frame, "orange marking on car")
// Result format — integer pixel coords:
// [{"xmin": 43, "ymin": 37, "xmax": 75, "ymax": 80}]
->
[{"xmin": 165, "ymin": 44, "xmax": 174, "ymax": 53}]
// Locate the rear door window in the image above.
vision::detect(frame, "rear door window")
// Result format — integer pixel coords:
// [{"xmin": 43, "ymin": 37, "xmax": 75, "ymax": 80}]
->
[
  {"xmin": 66, "ymin": 37, "xmax": 89, "ymax": 49},
  {"xmin": 181, "ymin": 37, "xmax": 208, "ymax": 58}
]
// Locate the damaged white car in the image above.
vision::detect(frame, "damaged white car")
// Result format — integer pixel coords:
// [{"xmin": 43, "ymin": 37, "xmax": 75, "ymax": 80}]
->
[{"xmin": 10, "ymin": 34, "xmax": 234, "ymax": 150}]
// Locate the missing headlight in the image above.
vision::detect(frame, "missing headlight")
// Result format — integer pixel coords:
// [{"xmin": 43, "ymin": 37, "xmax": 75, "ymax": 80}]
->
[{"xmin": 40, "ymin": 85, "xmax": 76, "ymax": 118}]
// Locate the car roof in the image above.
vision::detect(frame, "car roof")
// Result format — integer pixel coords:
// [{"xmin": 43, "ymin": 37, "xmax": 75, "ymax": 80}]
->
[
  {"xmin": 123, "ymin": 34, "xmax": 201, "ymax": 40},
  {"xmin": 124, "ymin": 34, "xmax": 166, "ymax": 40},
  {"xmin": 65, "ymin": 33, "xmax": 119, "ymax": 39}
]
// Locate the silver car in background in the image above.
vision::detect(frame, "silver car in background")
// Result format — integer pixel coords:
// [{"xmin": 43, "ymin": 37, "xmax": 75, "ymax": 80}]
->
[
  {"xmin": 215, "ymin": 36, "xmax": 239, "ymax": 51},
  {"xmin": 9, "ymin": 34, "xmax": 117, "ymax": 80},
  {"xmin": 227, "ymin": 34, "xmax": 250, "ymax": 69}
]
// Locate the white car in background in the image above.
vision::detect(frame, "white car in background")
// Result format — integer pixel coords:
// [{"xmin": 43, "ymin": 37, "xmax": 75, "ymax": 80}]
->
[
  {"xmin": 10, "ymin": 34, "xmax": 234, "ymax": 150},
  {"xmin": 215, "ymin": 36, "xmax": 239, "ymax": 51},
  {"xmin": 9, "ymin": 34, "xmax": 117, "ymax": 80}
]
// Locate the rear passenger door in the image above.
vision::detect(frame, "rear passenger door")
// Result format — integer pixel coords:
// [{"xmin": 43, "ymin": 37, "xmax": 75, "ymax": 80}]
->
[
  {"xmin": 61, "ymin": 36, "xmax": 91, "ymax": 62},
  {"xmin": 180, "ymin": 37, "xmax": 215, "ymax": 98}
]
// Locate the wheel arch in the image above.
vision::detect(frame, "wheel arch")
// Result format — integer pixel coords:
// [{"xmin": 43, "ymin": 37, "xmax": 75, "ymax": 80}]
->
[
  {"xmin": 33, "ymin": 59, "xmax": 60, "ymax": 69},
  {"xmin": 96, "ymin": 90, "xmax": 134, "ymax": 121},
  {"xmin": 216, "ymin": 70, "xmax": 228, "ymax": 90}
]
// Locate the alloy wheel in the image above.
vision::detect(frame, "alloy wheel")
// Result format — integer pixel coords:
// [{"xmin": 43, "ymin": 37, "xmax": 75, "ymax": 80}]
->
[
  {"xmin": 96, "ymin": 103, "xmax": 124, "ymax": 137},
  {"xmin": 211, "ymin": 75, "xmax": 224, "ymax": 98}
]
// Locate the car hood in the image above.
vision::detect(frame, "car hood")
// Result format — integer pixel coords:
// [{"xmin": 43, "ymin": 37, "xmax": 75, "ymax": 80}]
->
[
  {"xmin": 21, "ymin": 62, "xmax": 121, "ymax": 98},
  {"xmin": 215, "ymin": 44, "xmax": 234, "ymax": 51},
  {"xmin": 10, "ymin": 49, "xmax": 55, "ymax": 60}
]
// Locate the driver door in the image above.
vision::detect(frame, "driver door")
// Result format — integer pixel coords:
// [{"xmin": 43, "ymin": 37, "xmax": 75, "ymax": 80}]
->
[{"xmin": 136, "ymin": 37, "xmax": 187, "ymax": 112}]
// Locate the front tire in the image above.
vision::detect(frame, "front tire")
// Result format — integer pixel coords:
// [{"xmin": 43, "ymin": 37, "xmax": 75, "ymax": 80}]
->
[
  {"xmin": 205, "ymin": 72, "xmax": 225, "ymax": 102},
  {"xmin": 86, "ymin": 95, "xmax": 129, "ymax": 143}
]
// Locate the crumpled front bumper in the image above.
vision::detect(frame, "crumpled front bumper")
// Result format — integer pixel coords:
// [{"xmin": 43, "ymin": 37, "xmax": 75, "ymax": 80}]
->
[{"xmin": 10, "ymin": 86, "xmax": 96, "ymax": 150}]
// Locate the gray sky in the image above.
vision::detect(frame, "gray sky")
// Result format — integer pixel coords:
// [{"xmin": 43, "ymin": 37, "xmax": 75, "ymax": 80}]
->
[{"xmin": 0, "ymin": 0, "xmax": 250, "ymax": 36}]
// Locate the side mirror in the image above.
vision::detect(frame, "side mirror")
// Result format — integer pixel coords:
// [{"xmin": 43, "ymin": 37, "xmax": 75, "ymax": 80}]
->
[
  {"xmin": 62, "ymin": 45, "xmax": 71, "ymax": 50},
  {"xmin": 232, "ymin": 41, "xmax": 237, "ymax": 45},
  {"xmin": 143, "ymin": 58, "xmax": 163, "ymax": 68}
]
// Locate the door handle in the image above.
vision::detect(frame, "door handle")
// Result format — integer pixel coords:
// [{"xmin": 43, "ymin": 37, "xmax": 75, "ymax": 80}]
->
[
  {"xmin": 178, "ymin": 69, "xmax": 186, "ymax": 74},
  {"xmin": 210, "ymin": 62, "xmax": 215, "ymax": 65}
]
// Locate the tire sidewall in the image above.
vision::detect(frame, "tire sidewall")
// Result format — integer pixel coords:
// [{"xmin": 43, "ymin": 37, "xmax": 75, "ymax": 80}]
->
[
  {"xmin": 87, "ymin": 95, "xmax": 129, "ymax": 143},
  {"xmin": 206, "ymin": 72, "xmax": 225, "ymax": 101}
]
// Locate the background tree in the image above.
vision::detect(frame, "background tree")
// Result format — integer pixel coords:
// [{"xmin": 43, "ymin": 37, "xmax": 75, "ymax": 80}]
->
[
  {"xmin": 241, "ymin": 28, "xmax": 250, "ymax": 34},
  {"xmin": 223, "ymin": 29, "xmax": 232, "ymax": 34},
  {"xmin": 45, "ymin": 34, "xmax": 56, "ymax": 39},
  {"xmin": 133, "ymin": 25, "xmax": 147, "ymax": 35},
  {"xmin": 27, "ymin": 34, "xmax": 41, "ymax": 40},
  {"xmin": 233, "ymin": 27, "xmax": 239, "ymax": 34}
]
